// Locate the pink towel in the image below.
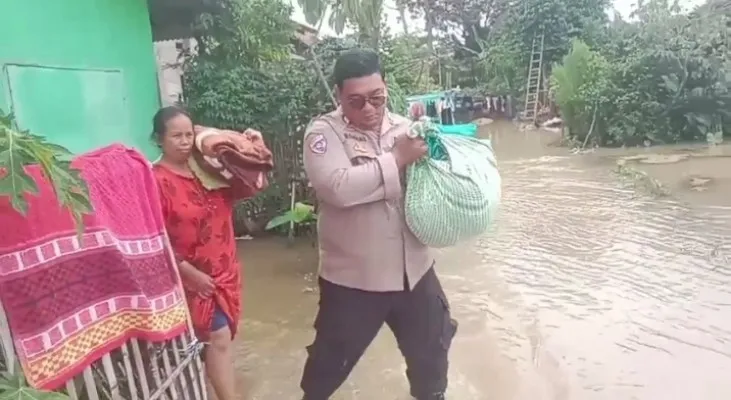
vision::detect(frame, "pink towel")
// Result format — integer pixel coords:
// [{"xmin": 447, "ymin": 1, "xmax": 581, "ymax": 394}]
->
[{"xmin": 0, "ymin": 144, "xmax": 189, "ymax": 390}]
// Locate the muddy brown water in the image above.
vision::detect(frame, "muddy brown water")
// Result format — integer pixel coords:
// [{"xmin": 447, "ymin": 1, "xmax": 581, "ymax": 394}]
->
[{"xmin": 232, "ymin": 122, "xmax": 731, "ymax": 399}]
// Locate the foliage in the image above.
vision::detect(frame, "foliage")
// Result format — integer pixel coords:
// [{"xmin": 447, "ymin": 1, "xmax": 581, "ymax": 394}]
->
[
  {"xmin": 515, "ymin": 0, "xmax": 610, "ymax": 64},
  {"xmin": 0, "ymin": 111, "xmax": 92, "ymax": 233},
  {"xmin": 306, "ymin": 35, "xmax": 360, "ymax": 88},
  {"xmin": 297, "ymin": 0, "xmax": 385, "ymax": 47},
  {"xmin": 591, "ymin": 0, "xmax": 730, "ymax": 145},
  {"xmin": 551, "ymin": 39, "xmax": 610, "ymax": 144},
  {"xmin": 0, "ymin": 367, "xmax": 69, "ymax": 400},
  {"xmin": 401, "ymin": 0, "xmax": 609, "ymax": 92},
  {"xmin": 380, "ymin": 34, "xmax": 440, "ymax": 112},
  {"xmin": 430, "ymin": 0, "xmax": 730, "ymax": 147},
  {"xmin": 191, "ymin": 0, "xmax": 293, "ymax": 66},
  {"xmin": 265, "ymin": 202, "xmax": 317, "ymax": 230},
  {"xmin": 400, "ymin": 0, "xmax": 511, "ymax": 53},
  {"xmin": 387, "ymin": 77, "xmax": 408, "ymax": 115},
  {"xmin": 184, "ymin": 0, "xmax": 318, "ymax": 132},
  {"xmin": 184, "ymin": 62, "xmax": 327, "ymax": 138},
  {"xmin": 381, "ymin": 34, "xmax": 438, "ymax": 93},
  {"xmin": 477, "ymin": 34, "xmax": 525, "ymax": 97},
  {"xmin": 345, "ymin": 0, "xmax": 731, "ymax": 149}
]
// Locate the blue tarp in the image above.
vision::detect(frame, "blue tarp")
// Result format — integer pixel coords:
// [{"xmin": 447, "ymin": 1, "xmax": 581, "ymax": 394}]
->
[
  {"xmin": 406, "ymin": 92, "xmax": 447, "ymax": 102},
  {"xmin": 437, "ymin": 123, "xmax": 478, "ymax": 137}
]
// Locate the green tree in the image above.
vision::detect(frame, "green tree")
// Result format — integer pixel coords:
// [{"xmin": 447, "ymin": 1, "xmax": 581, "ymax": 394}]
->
[
  {"xmin": 551, "ymin": 39, "xmax": 610, "ymax": 144},
  {"xmin": 183, "ymin": 0, "xmax": 326, "ymax": 132},
  {"xmin": 297, "ymin": 0, "xmax": 386, "ymax": 48},
  {"xmin": 597, "ymin": 0, "xmax": 730, "ymax": 145},
  {"xmin": 381, "ymin": 34, "xmax": 437, "ymax": 93},
  {"xmin": 191, "ymin": 0, "xmax": 293, "ymax": 67}
]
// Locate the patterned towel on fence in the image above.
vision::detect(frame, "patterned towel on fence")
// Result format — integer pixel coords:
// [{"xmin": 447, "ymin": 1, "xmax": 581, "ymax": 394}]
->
[{"xmin": 0, "ymin": 144, "xmax": 189, "ymax": 390}]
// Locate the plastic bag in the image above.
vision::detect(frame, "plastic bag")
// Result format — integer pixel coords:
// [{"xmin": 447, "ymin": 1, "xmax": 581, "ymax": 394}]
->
[{"xmin": 404, "ymin": 118, "xmax": 501, "ymax": 247}]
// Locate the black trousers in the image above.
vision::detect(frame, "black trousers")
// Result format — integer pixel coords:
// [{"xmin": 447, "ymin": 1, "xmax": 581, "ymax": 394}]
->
[{"xmin": 300, "ymin": 267, "xmax": 458, "ymax": 400}]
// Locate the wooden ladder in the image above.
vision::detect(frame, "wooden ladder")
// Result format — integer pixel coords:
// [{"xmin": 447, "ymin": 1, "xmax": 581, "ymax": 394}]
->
[{"xmin": 523, "ymin": 31, "xmax": 545, "ymax": 124}]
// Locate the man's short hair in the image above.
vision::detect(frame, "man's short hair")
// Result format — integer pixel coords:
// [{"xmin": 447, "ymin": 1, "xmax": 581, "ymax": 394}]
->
[{"xmin": 332, "ymin": 48, "xmax": 385, "ymax": 88}]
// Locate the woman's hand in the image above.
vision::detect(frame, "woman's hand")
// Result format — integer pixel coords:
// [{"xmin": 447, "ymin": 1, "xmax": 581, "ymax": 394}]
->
[
  {"xmin": 225, "ymin": 129, "xmax": 264, "ymax": 154},
  {"xmin": 243, "ymin": 128, "xmax": 262, "ymax": 140},
  {"xmin": 179, "ymin": 261, "xmax": 216, "ymax": 297}
]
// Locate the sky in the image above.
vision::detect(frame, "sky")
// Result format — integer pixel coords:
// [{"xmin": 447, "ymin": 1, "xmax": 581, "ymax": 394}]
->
[{"xmin": 289, "ymin": 0, "xmax": 706, "ymax": 37}]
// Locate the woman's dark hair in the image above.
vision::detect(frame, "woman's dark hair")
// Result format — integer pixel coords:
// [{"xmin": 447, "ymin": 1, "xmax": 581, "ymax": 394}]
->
[
  {"xmin": 333, "ymin": 48, "xmax": 385, "ymax": 89},
  {"xmin": 150, "ymin": 106, "xmax": 191, "ymax": 144}
]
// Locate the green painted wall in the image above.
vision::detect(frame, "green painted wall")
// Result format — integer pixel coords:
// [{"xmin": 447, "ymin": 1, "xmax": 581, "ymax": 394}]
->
[{"xmin": 0, "ymin": 0, "xmax": 160, "ymax": 158}]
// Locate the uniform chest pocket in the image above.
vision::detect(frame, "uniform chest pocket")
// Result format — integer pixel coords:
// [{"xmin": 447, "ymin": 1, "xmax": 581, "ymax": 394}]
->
[{"xmin": 343, "ymin": 137, "xmax": 378, "ymax": 166}]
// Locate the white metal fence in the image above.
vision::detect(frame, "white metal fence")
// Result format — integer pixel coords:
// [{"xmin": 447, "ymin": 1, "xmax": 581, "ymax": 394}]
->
[{"xmin": 1, "ymin": 305, "xmax": 207, "ymax": 400}]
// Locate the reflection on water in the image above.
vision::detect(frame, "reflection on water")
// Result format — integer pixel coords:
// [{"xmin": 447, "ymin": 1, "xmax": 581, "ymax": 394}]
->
[{"xmin": 234, "ymin": 123, "xmax": 731, "ymax": 399}]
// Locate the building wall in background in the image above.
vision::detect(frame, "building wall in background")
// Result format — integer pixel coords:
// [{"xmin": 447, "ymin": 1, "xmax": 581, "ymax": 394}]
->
[
  {"xmin": 0, "ymin": 0, "xmax": 161, "ymax": 158},
  {"xmin": 155, "ymin": 39, "xmax": 190, "ymax": 107}
]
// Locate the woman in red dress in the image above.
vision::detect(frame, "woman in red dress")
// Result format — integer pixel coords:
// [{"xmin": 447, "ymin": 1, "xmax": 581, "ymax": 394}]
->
[{"xmin": 151, "ymin": 106, "xmax": 266, "ymax": 400}]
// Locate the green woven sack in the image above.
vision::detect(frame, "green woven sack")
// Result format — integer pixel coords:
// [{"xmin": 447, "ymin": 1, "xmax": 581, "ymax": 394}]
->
[{"xmin": 404, "ymin": 119, "xmax": 501, "ymax": 248}]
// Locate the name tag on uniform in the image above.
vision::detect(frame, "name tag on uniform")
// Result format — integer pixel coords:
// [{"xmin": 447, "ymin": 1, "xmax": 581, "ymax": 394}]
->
[{"xmin": 344, "ymin": 132, "xmax": 367, "ymax": 142}]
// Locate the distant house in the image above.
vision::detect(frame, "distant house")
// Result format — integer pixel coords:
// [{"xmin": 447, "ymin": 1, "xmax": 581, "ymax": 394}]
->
[
  {"xmin": 0, "ymin": 0, "xmax": 216, "ymax": 158},
  {"xmin": 154, "ymin": 20, "xmax": 320, "ymax": 106}
]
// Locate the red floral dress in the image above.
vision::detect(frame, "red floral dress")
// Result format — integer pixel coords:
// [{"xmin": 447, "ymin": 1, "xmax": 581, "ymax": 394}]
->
[{"xmin": 153, "ymin": 164, "xmax": 257, "ymax": 340}]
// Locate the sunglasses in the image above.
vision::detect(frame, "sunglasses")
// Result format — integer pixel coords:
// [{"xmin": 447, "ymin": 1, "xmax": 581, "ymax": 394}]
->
[{"xmin": 347, "ymin": 95, "xmax": 387, "ymax": 110}]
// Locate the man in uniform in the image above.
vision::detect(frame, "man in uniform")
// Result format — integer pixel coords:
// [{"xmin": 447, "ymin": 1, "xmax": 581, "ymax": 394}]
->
[{"xmin": 300, "ymin": 48, "xmax": 458, "ymax": 400}]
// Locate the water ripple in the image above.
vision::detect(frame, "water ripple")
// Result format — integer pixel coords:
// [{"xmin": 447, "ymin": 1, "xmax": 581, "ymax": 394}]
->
[{"xmin": 459, "ymin": 154, "xmax": 731, "ymax": 398}]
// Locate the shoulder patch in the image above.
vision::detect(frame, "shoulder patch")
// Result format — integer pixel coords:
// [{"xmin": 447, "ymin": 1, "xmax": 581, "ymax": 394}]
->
[{"xmin": 309, "ymin": 134, "xmax": 328, "ymax": 155}]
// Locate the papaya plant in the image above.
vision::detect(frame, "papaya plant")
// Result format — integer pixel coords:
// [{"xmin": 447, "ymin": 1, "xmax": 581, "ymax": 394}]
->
[
  {"xmin": 0, "ymin": 111, "xmax": 92, "ymax": 233},
  {"xmin": 265, "ymin": 202, "xmax": 317, "ymax": 231},
  {"xmin": 0, "ymin": 364, "xmax": 70, "ymax": 399}
]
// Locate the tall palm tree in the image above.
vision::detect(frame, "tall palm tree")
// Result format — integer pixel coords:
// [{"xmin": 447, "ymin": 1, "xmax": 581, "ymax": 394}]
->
[{"xmin": 297, "ymin": 0, "xmax": 385, "ymax": 48}]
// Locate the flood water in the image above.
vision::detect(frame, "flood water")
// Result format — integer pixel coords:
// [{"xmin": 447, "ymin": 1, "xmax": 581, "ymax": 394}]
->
[{"xmin": 233, "ymin": 122, "xmax": 731, "ymax": 399}]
